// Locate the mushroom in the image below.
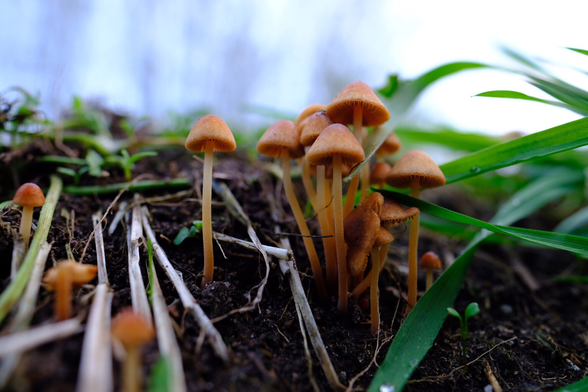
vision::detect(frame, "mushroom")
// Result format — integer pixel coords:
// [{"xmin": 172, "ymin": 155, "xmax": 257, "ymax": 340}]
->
[
  {"xmin": 375, "ymin": 131, "xmax": 402, "ymax": 159},
  {"xmin": 185, "ymin": 114, "xmax": 236, "ymax": 287},
  {"xmin": 386, "ymin": 150, "xmax": 445, "ymax": 313},
  {"xmin": 257, "ymin": 119, "xmax": 327, "ymax": 300},
  {"xmin": 370, "ymin": 162, "xmax": 392, "ymax": 189},
  {"xmin": 43, "ymin": 260, "xmax": 98, "ymax": 321},
  {"xmin": 295, "ymin": 103, "xmax": 327, "ymax": 132},
  {"xmin": 326, "ymin": 81, "xmax": 390, "ymax": 214},
  {"xmin": 351, "ymin": 199, "xmax": 419, "ymax": 299},
  {"xmin": 300, "ymin": 111, "xmax": 337, "ymax": 291},
  {"xmin": 111, "ymin": 308, "xmax": 154, "ymax": 392},
  {"xmin": 13, "ymin": 183, "xmax": 45, "ymax": 247},
  {"xmin": 420, "ymin": 251, "xmax": 442, "ymax": 291},
  {"xmin": 306, "ymin": 124, "xmax": 365, "ymax": 313}
]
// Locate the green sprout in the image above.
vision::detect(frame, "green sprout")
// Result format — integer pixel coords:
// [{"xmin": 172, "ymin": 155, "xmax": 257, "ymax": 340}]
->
[
  {"xmin": 447, "ymin": 302, "xmax": 480, "ymax": 362},
  {"xmin": 56, "ymin": 166, "xmax": 89, "ymax": 186},
  {"xmin": 104, "ymin": 149, "xmax": 157, "ymax": 181},
  {"xmin": 173, "ymin": 220, "xmax": 205, "ymax": 245}
]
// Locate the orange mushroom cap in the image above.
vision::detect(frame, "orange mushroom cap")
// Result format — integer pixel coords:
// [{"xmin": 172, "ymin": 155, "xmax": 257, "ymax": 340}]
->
[
  {"xmin": 326, "ymin": 81, "xmax": 390, "ymax": 127},
  {"xmin": 111, "ymin": 308, "xmax": 154, "ymax": 349},
  {"xmin": 374, "ymin": 226, "xmax": 394, "ymax": 247},
  {"xmin": 43, "ymin": 260, "xmax": 98, "ymax": 289},
  {"xmin": 379, "ymin": 199, "xmax": 420, "ymax": 225},
  {"xmin": 257, "ymin": 120, "xmax": 305, "ymax": 159},
  {"xmin": 344, "ymin": 192, "xmax": 384, "ymax": 275},
  {"xmin": 370, "ymin": 162, "xmax": 392, "ymax": 186},
  {"xmin": 300, "ymin": 111, "xmax": 334, "ymax": 147},
  {"xmin": 294, "ymin": 104, "xmax": 327, "ymax": 130},
  {"xmin": 13, "ymin": 183, "xmax": 45, "ymax": 207},
  {"xmin": 420, "ymin": 251, "xmax": 442, "ymax": 270},
  {"xmin": 376, "ymin": 131, "xmax": 402, "ymax": 156},
  {"xmin": 185, "ymin": 114, "xmax": 236, "ymax": 153},
  {"xmin": 305, "ymin": 124, "xmax": 365, "ymax": 167},
  {"xmin": 386, "ymin": 150, "xmax": 446, "ymax": 189}
]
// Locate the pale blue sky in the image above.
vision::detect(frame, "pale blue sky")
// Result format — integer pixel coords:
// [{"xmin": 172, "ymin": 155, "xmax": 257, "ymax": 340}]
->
[{"xmin": 2, "ymin": 0, "xmax": 587, "ymax": 135}]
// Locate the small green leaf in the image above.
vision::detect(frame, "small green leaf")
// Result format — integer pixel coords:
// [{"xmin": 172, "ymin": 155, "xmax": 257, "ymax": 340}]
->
[
  {"xmin": 173, "ymin": 227, "xmax": 192, "ymax": 245},
  {"xmin": 464, "ymin": 302, "xmax": 480, "ymax": 321},
  {"xmin": 567, "ymin": 47, "xmax": 588, "ymax": 56},
  {"xmin": 129, "ymin": 151, "xmax": 158, "ymax": 164},
  {"xmin": 447, "ymin": 307, "xmax": 462, "ymax": 321},
  {"xmin": 147, "ymin": 356, "xmax": 171, "ymax": 392},
  {"xmin": 56, "ymin": 167, "xmax": 77, "ymax": 177},
  {"xmin": 86, "ymin": 149, "xmax": 104, "ymax": 177},
  {"xmin": 192, "ymin": 220, "xmax": 204, "ymax": 231},
  {"xmin": 377, "ymin": 74, "xmax": 400, "ymax": 98}
]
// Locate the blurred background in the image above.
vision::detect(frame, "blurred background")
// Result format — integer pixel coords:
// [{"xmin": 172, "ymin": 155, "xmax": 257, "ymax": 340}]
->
[{"xmin": 2, "ymin": 0, "xmax": 588, "ymax": 136}]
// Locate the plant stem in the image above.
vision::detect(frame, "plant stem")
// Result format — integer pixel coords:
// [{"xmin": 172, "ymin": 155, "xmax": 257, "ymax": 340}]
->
[
  {"xmin": 333, "ymin": 154, "xmax": 348, "ymax": 313},
  {"xmin": 406, "ymin": 179, "xmax": 421, "ymax": 314},
  {"xmin": 63, "ymin": 178, "xmax": 190, "ymax": 195},
  {"xmin": 281, "ymin": 150, "xmax": 326, "ymax": 300},
  {"xmin": 19, "ymin": 206, "xmax": 33, "ymax": 247},
  {"xmin": 201, "ymin": 141, "xmax": 214, "ymax": 287},
  {"xmin": 0, "ymin": 175, "xmax": 62, "ymax": 324},
  {"xmin": 316, "ymin": 166, "xmax": 337, "ymax": 292},
  {"xmin": 301, "ymin": 158, "xmax": 318, "ymax": 212},
  {"xmin": 370, "ymin": 247, "xmax": 381, "ymax": 335}
]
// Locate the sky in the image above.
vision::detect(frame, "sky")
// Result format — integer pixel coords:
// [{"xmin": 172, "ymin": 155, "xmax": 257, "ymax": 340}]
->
[{"xmin": 2, "ymin": 0, "xmax": 588, "ymax": 136}]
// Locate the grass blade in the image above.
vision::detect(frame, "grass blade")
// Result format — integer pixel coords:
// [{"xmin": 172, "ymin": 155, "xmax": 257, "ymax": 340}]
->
[
  {"xmin": 394, "ymin": 127, "xmax": 500, "ymax": 152},
  {"xmin": 553, "ymin": 375, "xmax": 588, "ymax": 392},
  {"xmin": 440, "ymin": 117, "xmax": 588, "ymax": 184}
]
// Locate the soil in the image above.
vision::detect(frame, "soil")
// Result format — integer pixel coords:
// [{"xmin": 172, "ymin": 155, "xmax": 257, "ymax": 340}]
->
[{"xmin": 0, "ymin": 124, "xmax": 587, "ymax": 392}]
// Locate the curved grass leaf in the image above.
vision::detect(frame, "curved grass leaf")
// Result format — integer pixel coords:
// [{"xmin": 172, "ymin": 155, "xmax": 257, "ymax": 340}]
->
[
  {"xmin": 567, "ymin": 47, "xmax": 588, "ymax": 57},
  {"xmin": 440, "ymin": 117, "xmax": 588, "ymax": 184},
  {"xmin": 554, "ymin": 205, "xmax": 588, "ymax": 234},
  {"xmin": 369, "ymin": 172, "xmax": 585, "ymax": 391},
  {"xmin": 553, "ymin": 375, "xmax": 588, "ymax": 392},
  {"xmin": 345, "ymin": 62, "xmax": 488, "ymax": 182},
  {"xmin": 394, "ymin": 127, "xmax": 500, "ymax": 152},
  {"xmin": 475, "ymin": 90, "xmax": 574, "ymax": 112}
]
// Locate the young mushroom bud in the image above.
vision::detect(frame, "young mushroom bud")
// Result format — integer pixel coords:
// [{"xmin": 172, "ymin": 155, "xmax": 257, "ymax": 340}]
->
[
  {"xmin": 43, "ymin": 260, "xmax": 98, "ymax": 321},
  {"xmin": 111, "ymin": 308, "xmax": 154, "ymax": 392},
  {"xmin": 13, "ymin": 183, "xmax": 45, "ymax": 247},
  {"xmin": 420, "ymin": 251, "xmax": 442, "ymax": 291}
]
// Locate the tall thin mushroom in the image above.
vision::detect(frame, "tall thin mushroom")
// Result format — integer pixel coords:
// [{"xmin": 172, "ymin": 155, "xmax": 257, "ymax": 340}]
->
[
  {"xmin": 185, "ymin": 115, "xmax": 236, "ymax": 287},
  {"xmin": 306, "ymin": 124, "xmax": 365, "ymax": 313},
  {"xmin": 257, "ymin": 120, "xmax": 327, "ymax": 300},
  {"xmin": 386, "ymin": 150, "xmax": 445, "ymax": 314},
  {"xmin": 326, "ymin": 81, "xmax": 390, "ymax": 215},
  {"xmin": 13, "ymin": 183, "xmax": 45, "ymax": 247}
]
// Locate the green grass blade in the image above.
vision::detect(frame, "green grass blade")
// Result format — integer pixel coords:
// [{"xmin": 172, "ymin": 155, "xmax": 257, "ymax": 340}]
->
[
  {"xmin": 567, "ymin": 47, "xmax": 588, "ymax": 57},
  {"xmin": 394, "ymin": 127, "xmax": 500, "ymax": 152},
  {"xmin": 369, "ymin": 174, "xmax": 583, "ymax": 391},
  {"xmin": 345, "ymin": 62, "xmax": 488, "ymax": 182},
  {"xmin": 475, "ymin": 90, "xmax": 574, "ymax": 112},
  {"xmin": 440, "ymin": 117, "xmax": 588, "ymax": 184},
  {"xmin": 553, "ymin": 375, "xmax": 588, "ymax": 392},
  {"xmin": 554, "ymin": 205, "xmax": 588, "ymax": 234}
]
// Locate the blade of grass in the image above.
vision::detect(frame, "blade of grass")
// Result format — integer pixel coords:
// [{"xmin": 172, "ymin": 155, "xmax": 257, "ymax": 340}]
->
[
  {"xmin": 394, "ymin": 127, "xmax": 500, "ymax": 152},
  {"xmin": 554, "ymin": 205, "xmax": 588, "ymax": 234},
  {"xmin": 63, "ymin": 178, "xmax": 190, "ymax": 195},
  {"xmin": 440, "ymin": 117, "xmax": 588, "ymax": 184},
  {"xmin": 475, "ymin": 90, "xmax": 574, "ymax": 111},
  {"xmin": 345, "ymin": 62, "xmax": 488, "ymax": 181},
  {"xmin": 553, "ymin": 375, "xmax": 588, "ymax": 392},
  {"xmin": 0, "ymin": 175, "xmax": 62, "ymax": 323},
  {"xmin": 369, "ymin": 173, "xmax": 583, "ymax": 391}
]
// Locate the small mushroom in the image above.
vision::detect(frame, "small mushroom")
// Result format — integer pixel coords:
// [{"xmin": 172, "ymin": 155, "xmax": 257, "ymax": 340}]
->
[
  {"xmin": 386, "ymin": 150, "xmax": 445, "ymax": 314},
  {"xmin": 370, "ymin": 162, "xmax": 392, "ymax": 189},
  {"xmin": 111, "ymin": 308, "xmax": 154, "ymax": 392},
  {"xmin": 43, "ymin": 260, "xmax": 98, "ymax": 321},
  {"xmin": 306, "ymin": 124, "xmax": 365, "ymax": 313},
  {"xmin": 420, "ymin": 251, "xmax": 442, "ymax": 291},
  {"xmin": 327, "ymin": 81, "xmax": 391, "ymax": 211},
  {"xmin": 13, "ymin": 183, "xmax": 45, "ymax": 247},
  {"xmin": 185, "ymin": 115, "xmax": 236, "ymax": 287}
]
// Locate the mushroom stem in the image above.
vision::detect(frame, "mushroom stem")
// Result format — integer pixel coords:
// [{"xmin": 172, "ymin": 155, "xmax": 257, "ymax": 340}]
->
[
  {"xmin": 342, "ymin": 106, "xmax": 363, "ymax": 219},
  {"xmin": 370, "ymin": 247, "xmax": 380, "ymax": 335},
  {"xmin": 406, "ymin": 179, "xmax": 421, "ymax": 314},
  {"xmin": 316, "ymin": 165, "xmax": 337, "ymax": 292},
  {"xmin": 123, "ymin": 346, "xmax": 141, "ymax": 392},
  {"xmin": 281, "ymin": 149, "xmax": 327, "ymax": 300},
  {"xmin": 425, "ymin": 269, "xmax": 434, "ymax": 291},
  {"xmin": 20, "ymin": 206, "xmax": 34, "ymax": 247},
  {"xmin": 360, "ymin": 161, "xmax": 371, "ymax": 202},
  {"xmin": 201, "ymin": 141, "xmax": 215, "ymax": 287},
  {"xmin": 333, "ymin": 154, "xmax": 349, "ymax": 313},
  {"xmin": 55, "ymin": 266, "xmax": 73, "ymax": 321},
  {"xmin": 301, "ymin": 158, "xmax": 318, "ymax": 212},
  {"xmin": 352, "ymin": 247, "xmax": 388, "ymax": 299}
]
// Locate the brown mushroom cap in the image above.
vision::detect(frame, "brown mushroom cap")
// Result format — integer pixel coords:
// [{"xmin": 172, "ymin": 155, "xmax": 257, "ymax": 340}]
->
[
  {"xmin": 420, "ymin": 251, "xmax": 442, "ymax": 270},
  {"xmin": 379, "ymin": 199, "xmax": 420, "ymax": 224},
  {"xmin": 344, "ymin": 192, "xmax": 384, "ymax": 275},
  {"xmin": 300, "ymin": 111, "xmax": 334, "ymax": 147},
  {"xmin": 294, "ymin": 104, "xmax": 327, "ymax": 129},
  {"xmin": 386, "ymin": 150, "xmax": 446, "ymax": 189},
  {"xmin": 111, "ymin": 308, "xmax": 154, "ymax": 349},
  {"xmin": 376, "ymin": 131, "xmax": 402, "ymax": 156},
  {"xmin": 13, "ymin": 183, "xmax": 45, "ymax": 207},
  {"xmin": 43, "ymin": 260, "xmax": 98, "ymax": 289},
  {"xmin": 374, "ymin": 226, "xmax": 394, "ymax": 247},
  {"xmin": 305, "ymin": 124, "xmax": 365, "ymax": 167},
  {"xmin": 185, "ymin": 114, "xmax": 236, "ymax": 153},
  {"xmin": 257, "ymin": 120, "xmax": 305, "ymax": 159},
  {"xmin": 370, "ymin": 162, "xmax": 392, "ymax": 186},
  {"xmin": 326, "ymin": 81, "xmax": 390, "ymax": 127}
]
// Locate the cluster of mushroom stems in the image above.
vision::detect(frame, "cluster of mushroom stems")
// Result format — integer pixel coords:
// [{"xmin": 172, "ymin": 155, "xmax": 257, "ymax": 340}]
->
[{"xmin": 181, "ymin": 81, "xmax": 446, "ymax": 333}]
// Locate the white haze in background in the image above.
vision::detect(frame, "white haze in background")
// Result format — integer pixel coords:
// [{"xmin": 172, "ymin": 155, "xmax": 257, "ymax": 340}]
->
[{"xmin": 1, "ymin": 0, "xmax": 587, "ymax": 136}]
